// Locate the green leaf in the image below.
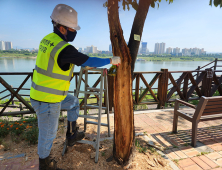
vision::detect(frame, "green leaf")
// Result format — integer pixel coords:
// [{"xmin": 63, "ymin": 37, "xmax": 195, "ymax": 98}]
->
[
  {"xmin": 127, "ymin": 3, "xmax": 130, "ymax": 10},
  {"xmin": 167, "ymin": 0, "xmax": 174, "ymax": 4},
  {"xmin": 103, "ymin": 1, "xmax": 108, "ymax": 8},
  {"xmin": 122, "ymin": 0, "xmax": 126, "ymax": 11},
  {"xmin": 151, "ymin": 1, "xmax": 155, "ymax": 8}
]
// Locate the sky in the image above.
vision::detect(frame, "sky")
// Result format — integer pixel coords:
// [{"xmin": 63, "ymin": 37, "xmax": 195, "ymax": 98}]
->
[{"xmin": 0, "ymin": 0, "xmax": 221, "ymax": 53}]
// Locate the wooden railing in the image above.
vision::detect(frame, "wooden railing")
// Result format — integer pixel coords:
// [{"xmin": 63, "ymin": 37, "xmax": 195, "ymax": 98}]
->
[
  {"xmin": 130, "ymin": 58, "xmax": 222, "ymax": 109},
  {"xmin": 1, "ymin": 58, "xmax": 222, "ymax": 116}
]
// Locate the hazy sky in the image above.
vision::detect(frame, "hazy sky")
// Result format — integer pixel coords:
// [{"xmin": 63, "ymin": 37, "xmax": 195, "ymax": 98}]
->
[{"xmin": 0, "ymin": 0, "xmax": 221, "ymax": 52}]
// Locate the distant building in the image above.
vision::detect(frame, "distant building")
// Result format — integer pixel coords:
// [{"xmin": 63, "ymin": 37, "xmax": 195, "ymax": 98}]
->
[
  {"xmin": 0, "ymin": 41, "xmax": 13, "ymax": 50},
  {"xmin": 160, "ymin": 43, "xmax": 165, "ymax": 54},
  {"xmin": 109, "ymin": 44, "xmax": 112, "ymax": 52},
  {"xmin": 154, "ymin": 42, "xmax": 165, "ymax": 54},
  {"xmin": 182, "ymin": 48, "xmax": 190, "ymax": 56},
  {"xmin": 178, "ymin": 53, "xmax": 183, "ymax": 56},
  {"xmin": 22, "ymin": 49, "xmax": 30, "ymax": 52},
  {"xmin": 86, "ymin": 45, "xmax": 98, "ymax": 53},
  {"xmin": 192, "ymin": 47, "xmax": 199, "ymax": 55},
  {"xmin": 173, "ymin": 47, "xmax": 180, "ymax": 55},
  {"xmin": 5, "ymin": 41, "xmax": 13, "ymax": 50},
  {"xmin": 154, "ymin": 43, "xmax": 160, "ymax": 54},
  {"xmin": 31, "ymin": 48, "xmax": 38, "ymax": 52},
  {"xmin": 101, "ymin": 51, "xmax": 111, "ymax": 54},
  {"xmin": 0, "ymin": 41, "xmax": 5, "ymax": 50},
  {"xmin": 166, "ymin": 47, "xmax": 172, "ymax": 54},
  {"xmin": 78, "ymin": 47, "xmax": 83, "ymax": 53},
  {"xmin": 141, "ymin": 42, "xmax": 147, "ymax": 54}
]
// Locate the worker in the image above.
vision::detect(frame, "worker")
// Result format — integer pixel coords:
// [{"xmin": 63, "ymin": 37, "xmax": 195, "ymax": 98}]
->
[{"xmin": 30, "ymin": 4, "xmax": 120, "ymax": 170}]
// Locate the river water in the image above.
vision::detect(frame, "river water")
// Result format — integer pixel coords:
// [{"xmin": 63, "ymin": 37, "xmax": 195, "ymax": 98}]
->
[{"xmin": 0, "ymin": 57, "xmax": 213, "ymax": 98}]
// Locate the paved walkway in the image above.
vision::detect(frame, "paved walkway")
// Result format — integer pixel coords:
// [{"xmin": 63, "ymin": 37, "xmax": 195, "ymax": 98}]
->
[
  {"xmin": 134, "ymin": 109, "xmax": 222, "ymax": 170},
  {"xmin": 1, "ymin": 108, "xmax": 222, "ymax": 169}
]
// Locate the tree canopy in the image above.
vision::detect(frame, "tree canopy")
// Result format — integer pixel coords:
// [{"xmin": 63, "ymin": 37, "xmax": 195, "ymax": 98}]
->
[
  {"xmin": 104, "ymin": 0, "xmax": 174, "ymax": 11},
  {"xmin": 210, "ymin": 0, "xmax": 222, "ymax": 7}
]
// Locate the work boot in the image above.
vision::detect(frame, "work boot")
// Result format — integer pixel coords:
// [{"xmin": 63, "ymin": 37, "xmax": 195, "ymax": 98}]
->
[
  {"xmin": 66, "ymin": 121, "xmax": 85, "ymax": 146},
  {"xmin": 39, "ymin": 156, "xmax": 63, "ymax": 170}
]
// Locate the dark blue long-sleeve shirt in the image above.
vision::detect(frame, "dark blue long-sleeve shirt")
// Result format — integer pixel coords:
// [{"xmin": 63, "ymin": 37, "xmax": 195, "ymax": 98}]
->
[{"xmin": 54, "ymin": 28, "xmax": 110, "ymax": 71}]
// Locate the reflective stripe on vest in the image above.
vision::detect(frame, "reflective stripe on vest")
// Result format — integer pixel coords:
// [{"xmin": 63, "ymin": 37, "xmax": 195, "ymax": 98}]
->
[{"xmin": 32, "ymin": 81, "xmax": 68, "ymax": 96}]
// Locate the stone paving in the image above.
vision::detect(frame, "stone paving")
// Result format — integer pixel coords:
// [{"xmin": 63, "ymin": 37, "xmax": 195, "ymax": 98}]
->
[
  {"xmin": 1, "ymin": 108, "xmax": 222, "ymax": 169},
  {"xmin": 134, "ymin": 109, "xmax": 222, "ymax": 170}
]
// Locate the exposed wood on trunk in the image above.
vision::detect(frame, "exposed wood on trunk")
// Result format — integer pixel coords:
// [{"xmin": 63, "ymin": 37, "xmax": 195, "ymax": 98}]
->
[{"xmin": 108, "ymin": 0, "xmax": 134, "ymax": 164}]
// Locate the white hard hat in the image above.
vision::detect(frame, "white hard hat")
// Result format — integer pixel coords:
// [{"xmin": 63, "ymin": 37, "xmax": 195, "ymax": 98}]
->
[{"xmin": 50, "ymin": 4, "xmax": 80, "ymax": 30}]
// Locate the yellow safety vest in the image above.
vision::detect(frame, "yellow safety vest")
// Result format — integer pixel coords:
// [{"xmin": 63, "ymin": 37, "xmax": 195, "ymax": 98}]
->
[{"xmin": 30, "ymin": 33, "xmax": 74, "ymax": 103}]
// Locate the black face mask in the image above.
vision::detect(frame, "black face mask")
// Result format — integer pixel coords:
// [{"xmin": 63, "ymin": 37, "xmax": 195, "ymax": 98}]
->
[{"xmin": 64, "ymin": 29, "xmax": 77, "ymax": 42}]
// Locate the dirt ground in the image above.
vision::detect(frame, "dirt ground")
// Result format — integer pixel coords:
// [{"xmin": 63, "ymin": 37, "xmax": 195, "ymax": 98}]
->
[{"xmin": 0, "ymin": 116, "xmax": 172, "ymax": 170}]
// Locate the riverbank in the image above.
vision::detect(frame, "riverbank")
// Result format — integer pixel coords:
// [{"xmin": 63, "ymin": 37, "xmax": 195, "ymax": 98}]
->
[
  {"xmin": 137, "ymin": 56, "xmax": 219, "ymax": 62},
  {"xmin": 0, "ymin": 50, "xmax": 37, "ymax": 58},
  {"xmin": 0, "ymin": 55, "xmax": 36, "ymax": 58},
  {"xmin": 1, "ymin": 51, "xmax": 222, "ymax": 62}
]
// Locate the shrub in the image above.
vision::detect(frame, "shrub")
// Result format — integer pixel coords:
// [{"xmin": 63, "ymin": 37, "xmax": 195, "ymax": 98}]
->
[
  {"xmin": 0, "ymin": 121, "xmax": 10, "ymax": 137},
  {"xmin": 10, "ymin": 122, "xmax": 26, "ymax": 136},
  {"xmin": 24, "ymin": 126, "xmax": 39, "ymax": 144}
]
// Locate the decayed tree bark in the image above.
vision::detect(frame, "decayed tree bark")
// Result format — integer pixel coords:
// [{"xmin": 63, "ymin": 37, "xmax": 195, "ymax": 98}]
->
[{"xmin": 107, "ymin": 0, "xmax": 134, "ymax": 164}]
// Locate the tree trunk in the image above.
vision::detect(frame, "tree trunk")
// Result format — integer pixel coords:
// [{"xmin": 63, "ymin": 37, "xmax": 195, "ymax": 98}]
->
[
  {"xmin": 128, "ymin": 0, "xmax": 151, "ymax": 74},
  {"xmin": 108, "ymin": 0, "xmax": 134, "ymax": 164}
]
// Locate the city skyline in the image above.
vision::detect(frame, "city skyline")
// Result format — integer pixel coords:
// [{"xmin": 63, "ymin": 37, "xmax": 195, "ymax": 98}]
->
[
  {"xmin": 0, "ymin": 39, "xmax": 213, "ymax": 56},
  {"xmin": 0, "ymin": 0, "xmax": 221, "ymax": 53}
]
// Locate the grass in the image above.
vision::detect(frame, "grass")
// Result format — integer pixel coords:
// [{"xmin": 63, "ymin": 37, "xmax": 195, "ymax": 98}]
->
[
  {"xmin": 201, "ymin": 152, "xmax": 210, "ymax": 155},
  {"xmin": 0, "ymin": 97, "xmax": 31, "ymax": 105},
  {"xmin": 172, "ymin": 144, "xmax": 178, "ymax": 148},
  {"xmin": 102, "ymin": 151, "xmax": 106, "ymax": 156},
  {"xmin": 135, "ymin": 139, "xmax": 148, "ymax": 153},
  {"xmin": 0, "ymin": 52, "xmax": 37, "ymax": 58},
  {"xmin": 134, "ymin": 104, "xmax": 148, "ymax": 110},
  {"xmin": 172, "ymin": 159, "xmax": 179, "ymax": 164},
  {"xmin": 183, "ymin": 143, "xmax": 189, "ymax": 146},
  {"xmin": 188, "ymin": 90, "xmax": 221, "ymax": 106}
]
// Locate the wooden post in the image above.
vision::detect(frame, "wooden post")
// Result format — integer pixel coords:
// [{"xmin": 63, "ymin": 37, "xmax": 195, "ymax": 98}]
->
[
  {"xmin": 214, "ymin": 58, "xmax": 218, "ymax": 71},
  {"xmin": 108, "ymin": 75, "xmax": 114, "ymax": 112},
  {"xmin": 201, "ymin": 68, "xmax": 213, "ymax": 97},
  {"xmin": 10, "ymin": 85, "xmax": 14, "ymax": 105},
  {"xmin": 157, "ymin": 69, "xmax": 168, "ymax": 109},
  {"xmin": 183, "ymin": 74, "xmax": 189, "ymax": 101},
  {"xmin": 135, "ymin": 74, "xmax": 140, "ymax": 104},
  {"xmin": 196, "ymin": 66, "xmax": 200, "ymax": 79}
]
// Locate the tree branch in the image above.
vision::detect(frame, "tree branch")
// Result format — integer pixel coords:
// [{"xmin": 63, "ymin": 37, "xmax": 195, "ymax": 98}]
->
[{"xmin": 128, "ymin": 0, "xmax": 151, "ymax": 75}]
